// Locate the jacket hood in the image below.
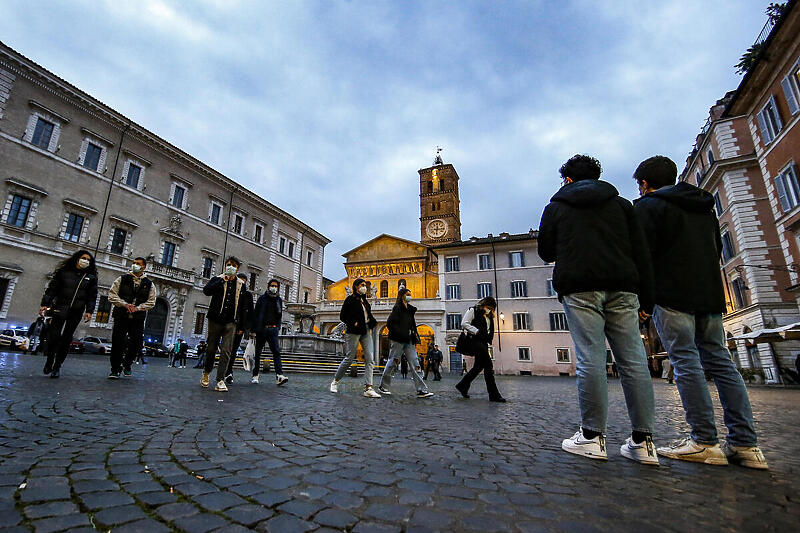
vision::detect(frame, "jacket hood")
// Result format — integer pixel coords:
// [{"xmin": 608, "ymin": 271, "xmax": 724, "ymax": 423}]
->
[
  {"xmin": 551, "ymin": 180, "xmax": 619, "ymax": 207},
  {"xmin": 639, "ymin": 181, "xmax": 715, "ymax": 213},
  {"xmin": 393, "ymin": 302, "xmax": 417, "ymax": 314}
]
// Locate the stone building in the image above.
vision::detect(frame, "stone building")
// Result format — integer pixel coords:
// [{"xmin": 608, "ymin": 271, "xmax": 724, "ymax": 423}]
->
[
  {"xmin": 0, "ymin": 42, "xmax": 329, "ymax": 345},
  {"xmin": 679, "ymin": 2, "xmax": 800, "ymax": 383}
]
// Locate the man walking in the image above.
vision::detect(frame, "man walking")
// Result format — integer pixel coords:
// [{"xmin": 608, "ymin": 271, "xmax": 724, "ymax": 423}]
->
[
  {"xmin": 250, "ymin": 278, "xmax": 288, "ymax": 385},
  {"xmin": 223, "ymin": 273, "xmax": 254, "ymax": 383},
  {"xmin": 538, "ymin": 154, "xmax": 658, "ymax": 465},
  {"xmin": 107, "ymin": 257, "xmax": 156, "ymax": 378},
  {"xmin": 633, "ymin": 155, "xmax": 768, "ymax": 469},
  {"xmin": 425, "ymin": 344, "xmax": 443, "ymax": 381},
  {"xmin": 201, "ymin": 256, "xmax": 249, "ymax": 392}
]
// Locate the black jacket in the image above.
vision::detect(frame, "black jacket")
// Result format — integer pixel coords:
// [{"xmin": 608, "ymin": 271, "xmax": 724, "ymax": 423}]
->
[
  {"xmin": 386, "ymin": 303, "xmax": 419, "ymax": 344},
  {"xmin": 203, "ymin": 276, "xmax": 250, "ymax": 328},
  {"xmin": 538, "ymin": 179, "xmax": 655, "ymax": 312},
  {"xmin": 41, "ymin": 268, "xmax": 98, "ymax": 316},
  {"xmin": 633, "ymin": 182, "xmax": 726, "ymax": 314},
  {"xmin": 459, "ymin": 307, "xmax": 495, "ymax": 355},
  {"xmin": 251, "ymin": 293, "xmax": 283, "ymax": 334},
  {"xmin": 340, "ymin": 294, "xmax": 377, "ymax": 335}
]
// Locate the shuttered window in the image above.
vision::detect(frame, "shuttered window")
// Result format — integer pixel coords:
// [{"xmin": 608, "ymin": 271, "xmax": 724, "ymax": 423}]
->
[
  {"xmin": 781, "ymin": 57, "xmax": 800, "ymax": 116},
  {"xmin": 756, "ymin": 96, "xmax": 783, "ymax": 145},
  {"xmin": 774, "ymin": 163, "xmax": 800, "ymax": 213}
]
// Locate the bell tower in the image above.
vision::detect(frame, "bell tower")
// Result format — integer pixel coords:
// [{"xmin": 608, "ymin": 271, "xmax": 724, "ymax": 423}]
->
[{"xmin": 419, "ymin": 149, "xmax": 461, "ymax": 246}]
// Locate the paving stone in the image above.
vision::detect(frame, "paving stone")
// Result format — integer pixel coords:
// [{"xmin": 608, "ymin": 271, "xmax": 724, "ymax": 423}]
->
[
  {"xmin": 0, "ymin": 509, "xmax": 22, "ymax": 527},
  {"xmin": 93, "ymin": 504, "xmax": 148, "ymax": 526},
  {"xmin": 252, "ymin": 490, "xmax": 292, "ymax": 507},
  {"xmin": 112, "ymin": 518, "xmax": 173, "ymax": 533},
  {"xmin": 224, "ymin": 504, "xmax": 275, "ymax": 526},
  {"xmin": 276, "ymin": 498, "xmax": 326, "ymax": 519},
  {"xmin": 122, "ymin": 480, "xmax": 164, "ymax": 494},
  {"xmin": 352, "ymin": 521, "xmax": 402, "ymax": 533},
  {"xmin": 364, "ymin": 504, "xmax": 412, "ymax": 522},
  {"xmin": 19, "ymin": 485, "xmax": 71, "ymax": 502},
  {"xmin": 79, "ymin": 491, "xmax": 135, "ymax": 510},
  {"xmin": 72, "ymin": 479, "xmax": 120, "ymax": 494},
  {"xmin": 172, "ymin": 513, "xmax": 230, "ymax": 532},
  {"xmin": 136, "ymin": 491, "xmax": 179, "ymax": 506},
  {"xmin": 314, "ymin": 508, "xmax": 358, "ymax": 529},
  {"xmin": 31, "ymin": 514, "xmax": 91, "ymax": 533},
  {"xmin": 24, "ymin": 501, "xmax": 80, "ymax": 519},
  {"xmin": 155, "ymin": 502, "xmax": 200, "ymax": 521},
  {"xmin": 261, "ymin": 513, "xmax": 316, "ymax": 532},
  {"xmin": 194, "ymin": 491, "xmax": 248, "ymax": 511}
]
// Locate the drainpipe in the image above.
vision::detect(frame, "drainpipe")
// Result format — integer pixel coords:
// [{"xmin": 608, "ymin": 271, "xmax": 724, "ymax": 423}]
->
[
  {"xmin": 490, "ymin": 240, "xmax": 501, "ymax": 351},
  {"xmin": 221, "ymin": 187, "xmax": 235, "ymax": 262},
  {"xmin": 94, "ymin": 122, "xmax": 130, "ymax": 257}
]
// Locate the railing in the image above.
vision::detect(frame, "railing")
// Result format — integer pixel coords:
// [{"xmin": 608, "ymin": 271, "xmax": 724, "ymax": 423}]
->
[
  {"xmin": 148, "ymin": 262, "xmax": 196, "ymax": 284},
  {"xmin": 753, "ymin": 17, "xmax": 777, "ymax": 48}
]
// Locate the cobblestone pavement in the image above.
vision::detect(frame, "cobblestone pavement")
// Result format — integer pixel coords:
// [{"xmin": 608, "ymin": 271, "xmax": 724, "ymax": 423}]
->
[{"xmin": 0, "ymin": 351, "xmax": 797, "ymax": 533}]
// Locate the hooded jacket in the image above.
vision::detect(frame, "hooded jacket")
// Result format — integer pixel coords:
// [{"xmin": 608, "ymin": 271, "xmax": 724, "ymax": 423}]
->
[
  {"xmin": 386, "ymin": 302, "xmax": 419, "ymax": 344},
  {"xmin": 633, "ymin": 181, "xmax": 726, "ymax": 314},
  {"xmin": 252, "ymin": 292, "xmax": 283, "ymax": 334},
  {"xmin": 538, "ymin": 179, "xmax": 655, "ymax": 311},
  {"xmin": 339, "ymin": 279, "xmax": 377, "ymax": 335}
]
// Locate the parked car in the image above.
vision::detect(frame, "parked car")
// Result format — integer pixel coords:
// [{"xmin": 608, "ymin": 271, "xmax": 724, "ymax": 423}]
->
[
  {"xmin": 81, "ymin": 336, "xmax": 112, "ymax": 355},
  {"xmin": 0, "ymin": 329, "xmax": 30, "ymax": 352},
  {"xmin": 144, "ymin": 342, "xmax": 170, "ymax": 358},
  {"xmin": 70, "ymin": 339, "xmax": 84, "ymax": 353}
]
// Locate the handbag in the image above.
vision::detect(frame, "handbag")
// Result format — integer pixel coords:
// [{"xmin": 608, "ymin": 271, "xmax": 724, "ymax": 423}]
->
[
  {"xmin": 456, "ymin": 330, "xmax": 474, "ymax": 355},
  {"xmin": 242, "ymin": 338, "xmax": 256, "ymax": 372}
]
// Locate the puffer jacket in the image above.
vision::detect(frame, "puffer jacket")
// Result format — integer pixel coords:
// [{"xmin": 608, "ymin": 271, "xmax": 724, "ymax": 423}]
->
[{"xmin": 41, "ymin": 268, "xmax": 98, "ymax": 315}]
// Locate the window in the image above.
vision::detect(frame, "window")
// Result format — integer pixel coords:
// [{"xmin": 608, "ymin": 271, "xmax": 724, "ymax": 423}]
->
[
  {"xmin": 171, "ymin": 185, "xmax": 186, "ymax": 208},
  {"xmin": 513, "ymin": 313, "xmax": 530, "ymax": 330},
  {"xmin": 478, "ymin": 254, "xmax": 491, "ymax": 270},
  {"xmin": 202, "ymin": 257, "xmax": 213, "ymax": 278},
  {"xmin": 0, "ymin": 278, "xmax": 8, "ymax": 310},
  {"xmin": 398, "ymin": 279, "xmax": 407, "ymax": 290},
  {"xmin": 95, "ymin": 296, "xmax": 111, "ymax": 324},
  {"xmin": 380, "ymin": 280, "xmax": 388, "ymax": 298},
  {"xmin": 446, "ymin": 313, "xmax": 462, "ymax": 330},
  {"xmin": 125, "ymin": 163, "xmax": 142, "ymax": 188},
  {"xmin": 83, "ymin": 142, "xmax": 102, "ymax": 171},
  {"xmin": 445, "ymin": 257, "xmax": 460, "ymax": 272},
  {"xmin": 695, "ymin": 169, "xmax": 702, "ymax": 186},
  {"xmin": 249, "ymin": 272, "xmax": 258, "ymax": 292},
  {"xmin": 7, "ymin": 195, "xmax": 32, "ymax": 227},
  {"xmin": 557, "ymin": 348, "xmax": 571, "ymax": 363},
  {"xmin": 284, "ymin": 283, "xmax": 290, "ymax": 301},
  {"xmin": 210, "ymin": 203, "xmax": 222, "ymax": 225},
  {"xmin": 775, "ymin": 163, "xmax": 800, "ymax": 213},
  {"xmin": 518, "ymin": 347, "xmax": 531, "ymax": 361},
  {"xmin": 721, "ymin": 231, "xmax": 736, "ymax": 262},
  {"xmin": 304, "ymin": 290, "xmax": 310, "ymax": 303},
  {"xmin": 162, "ymin": 241, "xmax": 176, "ymax": 266},
  {"xmin": 546, "ymin": 278, "xmax": 556, "ymax": 297},
  {"xmin": 288, "ymin": 241, "xmax": 295, "ymax": 258},
  {"xmin": 731, "ymin": 278, "xmax": 748, "ymax": 310},
  {"xmin": 64, "ymin": 213, "xmax": 84, "ymax": 242},
  {"xmin": 510, "ymin": 280, "xmax": 528, "ymax": 298},
  {"xmin": 509, "ymin": 251, "xmax": 525, "ymax": 268},
  {"xmin": 110, "ymin": 228, "xmax": 127, "ymax": 254},
  {"xmin": 31, "ymin": 117, "xmax": 54, "ymax": 149},
  {"xmin": 427, "ymin": 181, "xmax": 433, "ymax": 193},
  {"xmin": 233, "ymin": 214, "xmax": 243, "ymax": 234},
  {"xmin": 446, "ymin": 284, "xmax": 461, "ymax": 300},
  {"xmin": 194, "ymin": 312, "xmax": 206, "ymax": 335},
  {"xmin": 713, "ymin": 191, "xmax": 723, "ymax": 216},
  {"xmin": 279, "ymin": 236, "xmax": 286, "ymax": 254},
  {"xmin": 756, "ymin": 96, "xmax": 783, "ymax": 145},
  {"xmin": 707, "ymin": 148, "xmax": 715, "ymax": 167},
  {"xmin": 781, "ymin": 57, "xmax": 800, "ymax": 116},
  {"xmin": 306, "ymin": 250, "xmax": 313, "ymax": 266},
  {"xmin": 550, "ymin": 312, "xmax": 569, "ymax": 331},
  {"xmin": 477, "ymin": 282, "xmax": 493, "ymax": 299},
  {"xmin": 254, "ymin": 224, "xmax": 263, "ymax": 243}
]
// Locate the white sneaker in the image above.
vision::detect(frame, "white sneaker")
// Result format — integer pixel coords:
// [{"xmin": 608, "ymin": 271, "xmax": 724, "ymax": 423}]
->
[
  {"xmin": 329, "ymin": 380, "xmax": 339, "ymax": 393},
  {"xmin": 251, "ymin": 375, "xmax": 259, "ymax": 384},
  {"xmin": 377, "ymin": 386, "xmax": 391, "ymax": 395},
  {"xmin": 562, "ymin": 429, "xmax": 607, "ymax": 460},
  {"xmin": 620, "ymin": 436, "xmax": 659, "ymax": 466},
  {"xmin": 276, "ymin": 374, "xmax": 288, "ymax": 386},
  {"xmin": 363, "ymin": 385, "xmax": 381, "ymax": 398},
  {"xmin": 215, "ymin": 380, "xmax": 228, "ymax": 392},
  {"xmin": 721, "ymin": 442, "xmax": 769, "ymax": 470},
  {"xmin": 656, "ymin": 437, "xmax": 728, "ymax": 465}
]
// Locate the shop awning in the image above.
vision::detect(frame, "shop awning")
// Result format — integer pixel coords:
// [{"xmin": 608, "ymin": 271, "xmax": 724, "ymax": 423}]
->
[{"xmin": 729, "ymin": 321, "xmax": 800, "ymax": 344}]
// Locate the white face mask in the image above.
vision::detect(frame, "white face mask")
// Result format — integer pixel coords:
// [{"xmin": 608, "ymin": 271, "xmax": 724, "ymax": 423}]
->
[
  {"xmin": 225, "ymin": 265, "xmax": 237, "ymax": 276},
  {"xmin": 77, "ymin": 258, "xmax": 90, "ymax": 269},
  {"xmin": 131, "ymin": 264, "xmax": 142, "ymax": 274},
  {"xmin": 405, "ymin": 295, "xmax": 412, "ymax": 302},
  {"xmin": 269, "ymin": 286, "xmax": 278, "ymax": 294},
  {"xmin": 357, "ymin": 285, "xmax": 367, "ymax": 295}
]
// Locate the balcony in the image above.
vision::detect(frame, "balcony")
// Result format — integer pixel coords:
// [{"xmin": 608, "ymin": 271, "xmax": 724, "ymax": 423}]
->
[{"xmin": 148, "ymin": 262, "xmax": 196, "ymax": 285}]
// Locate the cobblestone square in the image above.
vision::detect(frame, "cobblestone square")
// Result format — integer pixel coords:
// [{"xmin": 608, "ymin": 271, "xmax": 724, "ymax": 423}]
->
[{"xmin": 0, "ymin": 352, "xmax": 797, "ymax": 532}]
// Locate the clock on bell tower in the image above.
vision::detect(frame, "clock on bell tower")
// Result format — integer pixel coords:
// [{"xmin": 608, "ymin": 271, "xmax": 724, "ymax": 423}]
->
[{"xmin": 419, "ymin": 150, "xmax": 461, "ymax": 246}]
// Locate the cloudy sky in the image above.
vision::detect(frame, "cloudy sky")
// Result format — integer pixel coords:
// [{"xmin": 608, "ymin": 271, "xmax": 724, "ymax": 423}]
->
[{"xmin": 0, "ymin": 0, "xmax": 769, "ymax": 279}]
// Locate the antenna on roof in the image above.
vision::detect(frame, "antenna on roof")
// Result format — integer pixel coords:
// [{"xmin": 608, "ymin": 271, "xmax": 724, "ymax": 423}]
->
[{"xmin": 433, "ymin": 146, "xmax": 443, "ymax": 165}]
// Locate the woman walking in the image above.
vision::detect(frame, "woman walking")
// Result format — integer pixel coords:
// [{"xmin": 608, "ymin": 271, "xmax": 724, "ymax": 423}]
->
[
  {"xmin": 330, "ymin": 278, "xmax": 381, "ymax": 397},
  {"xmin": 377, "ymin": 288, "xmax": 434, "ymax": 398},
  {"xmin": 39, "ymin": 250, "xmax": 98, "ymax": 378},
  {"xmin": 455, "ymin": 297, "xmax": 506, "ymax": 402}
]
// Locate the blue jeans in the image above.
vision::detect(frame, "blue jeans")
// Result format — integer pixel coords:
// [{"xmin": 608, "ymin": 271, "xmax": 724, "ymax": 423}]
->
[
  {"xmin": 653, "ymin": 306, "xmax": 757, "ymax": 446},
  {"xmin": 380, "ymin": 341, "xmax": 428, "ymax": 393},
  {"xmin": 335, "ymin": 331, "xmax": 375, "ymax": 386},
  {"xmin": 562, "ymin": 291, "xmax": 655, "ymax": 435}
]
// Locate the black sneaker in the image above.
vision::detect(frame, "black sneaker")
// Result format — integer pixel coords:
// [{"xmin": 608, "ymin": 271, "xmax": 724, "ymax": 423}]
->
[
  {"xmin": 108, "ymin": 372, "xmax": 121, "ymax": 379},
  {"xmin": 455, "ymin": 383, "xmax": 470, "ymax": 398},
  {"xmin": 417, "ymin": 391, "xmax": 434, "ymax": 398},
  {"xmin": 378, "ymin": 386, "xmax": 392, "ymax": 395},
  {"xmin": 225, "ymin": 374, "xmax": 234, "ymax": 384}
]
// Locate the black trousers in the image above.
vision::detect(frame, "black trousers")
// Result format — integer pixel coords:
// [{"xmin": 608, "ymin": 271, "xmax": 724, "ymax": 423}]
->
[
  {"xmin": 224, "ymin": 332, "xmax": 245, "ymax": 376},
  {"xmin": 424, "ymin": 361, "xmax": 441, "ymax": 380},
  {"xmin": 456, "ymin": 344, "xmax": 501, "ymax": 400},
  {"xmin": 253, "ymin": 327, "xmax": 282, "ymax": 377},
  {"xmin": 45, "ymin": 312, "xmax": 83, "ymax": 371},
  {"xmin": 110, "ymin": 313, "xmax": 145, "ymax": 373}
]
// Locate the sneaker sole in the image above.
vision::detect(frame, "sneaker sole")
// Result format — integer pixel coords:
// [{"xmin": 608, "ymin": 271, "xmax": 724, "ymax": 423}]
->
[
  {"xmin": 620, "ymin": 446, "xmax": 660, "ymax": 466},
  {"xmin": 277, "ymin": 380, "xmax": 288, "ymax": 386},
  {"xmin": 657, "ymin": 450, "xmax": 728, "ymax": 465},
  {"xmin": 727, "ymin": 457, "xmax": 769, "ymax": 470},
  {"xmin": 562, "ymin": 442, "xmax": 608, "ymax": 460},
  {"xmin": 417, "ymin": 393, "xmax": 434, "ymax": 398}
]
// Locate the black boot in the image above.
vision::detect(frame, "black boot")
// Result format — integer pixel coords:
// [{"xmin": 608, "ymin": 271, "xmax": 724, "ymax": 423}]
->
[
  {"xmin": 43, "ymin": 357, "xmax": 54, "ymax": 375},
  {"xmin": 49, "ymin": 368, "xmax": 60, "ymax": 378},
  {"xmin": 455, "ymin": 382, "xmax": 470, "ymax": 398}
]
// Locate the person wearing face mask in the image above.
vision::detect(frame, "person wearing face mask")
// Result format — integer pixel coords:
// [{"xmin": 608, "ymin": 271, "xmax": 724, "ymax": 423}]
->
[
  {"xmin": 455, "ymin": 297, "xmax": 506, "ymax": 402},
  {"xmin": 39, "ymin": 250, "xmax": 99, "ymax": 378},
  {"xmin": 107, "ymin": 257, "xmax": 156, "ymax": 378},
  {"xmin": 377, "ymin": 288, "xmax": 434, "ymax": 398},
  {"xmin": 330, "ymin": 278, "xmax": 381, "ymax": 397},
  {"xmin": 201, "ymin": 256, "xmax": 249, "ymax": 391},
  {"xmin": 250, "ymin": 278, "xmax": 287, "ymax": 385},
  {"xmin": 222, "ymin": 273, "xmax": 254, "ymax": 383}
]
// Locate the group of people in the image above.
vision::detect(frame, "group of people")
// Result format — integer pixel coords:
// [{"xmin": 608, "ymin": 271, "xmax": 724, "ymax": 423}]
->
[{"xmin": 31, "ymin": 153, "xmax": 769, "ymax": 470}]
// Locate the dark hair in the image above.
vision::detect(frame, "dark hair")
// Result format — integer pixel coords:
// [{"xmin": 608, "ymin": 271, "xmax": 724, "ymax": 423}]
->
[
  {"xmin": 225, "ymin": 256, "xmax": 241, "ymax": 268},
  {"xmin": 633, "ymin": 156, "xmax": 677, "ymax": 189},
  {"xmin": 134, "ymin": 256, "xmax": 147, "ymax": 266},
  {"xmin": 478, "ymin": 296, "xmax": 497, "ymax": 309},
  {"xmin": 237, "ymin": 273, "xmax": 247, "ymax": 281},
  {"xmin": 268, "ymin": 278, "xmax": 280, "ymax": 288},
  {"xmin": 395, "ymin": 287, "xmax": 411, "ymax": 307},
  {"xmin": 54, "ymin": 249, "xmax": 97, "ymax": 275},
  {"xmin": 559, "ymin": 154, "xmax": 602, "ymax": 182}
]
